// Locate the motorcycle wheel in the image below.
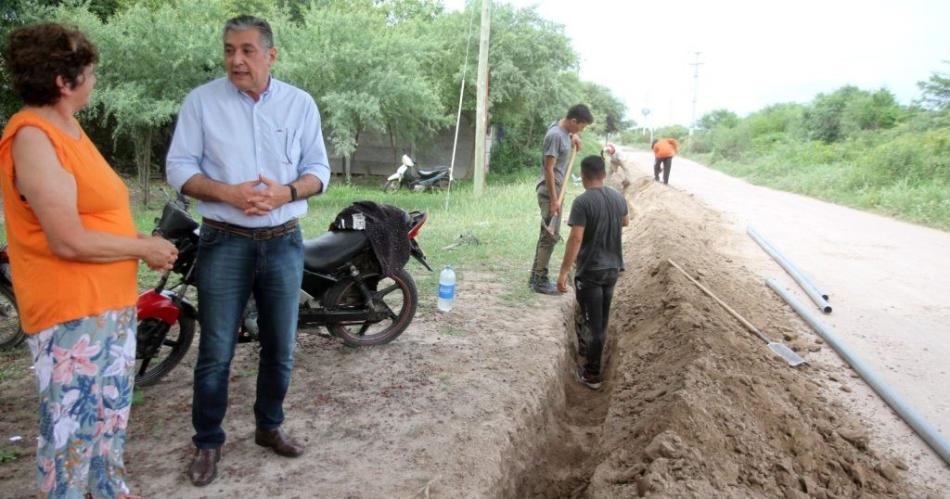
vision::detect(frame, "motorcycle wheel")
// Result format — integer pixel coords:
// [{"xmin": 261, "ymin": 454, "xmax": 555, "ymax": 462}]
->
[
  {"xmin": 325, "ymin": 268, "xmax": 417, "ymax": 347},
  {"xmin": 0, "ymin": 284, "xmax": 25, "ymax": 350},
  {"xmin": 135, "ymin": 313, "xmax": 196, "ymax": 387},
  {"xmin": 383, "ymin": 179, "xmax": 400, "ymax": 193}
]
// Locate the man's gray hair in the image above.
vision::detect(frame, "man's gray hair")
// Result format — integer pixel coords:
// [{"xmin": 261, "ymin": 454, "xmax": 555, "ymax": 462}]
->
[{"xmin": 223, "ymin": 15, "xmax": 274, "ymax": 49}]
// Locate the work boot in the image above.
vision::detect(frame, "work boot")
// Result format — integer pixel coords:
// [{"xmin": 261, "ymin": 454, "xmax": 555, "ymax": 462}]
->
[
  {"xmin": 188, "ymin": 447, "xmax": 221, "ymax": 487},
  {"xmin": 255, "ymin": 427, "xmax": 305, "ymax": 457},
  {"xmin": 531, "ymin": 281, "xmax": 559, "ymax": 295},
  {"xmin": 574, "ymin": 366, "xmax": 603, "ymax": 390}
]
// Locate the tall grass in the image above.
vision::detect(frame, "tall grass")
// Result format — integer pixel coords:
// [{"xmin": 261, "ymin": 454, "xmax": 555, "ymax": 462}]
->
[{"xmin": 698, "ymin": 125, "xmax": 950, "ymax": 230}]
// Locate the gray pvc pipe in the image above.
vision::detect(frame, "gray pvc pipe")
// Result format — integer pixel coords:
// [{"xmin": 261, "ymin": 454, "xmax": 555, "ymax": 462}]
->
[
  {"xmin": 766, "ymin": 278, "xmax": 950, "ymax": 466},
  {"xmin": 748, "ymin": 226, "xmax": 832, "ymax": 313},
  {"xmin": 749, "ymin": 226, "xmax": 829, "ymax": 301}
]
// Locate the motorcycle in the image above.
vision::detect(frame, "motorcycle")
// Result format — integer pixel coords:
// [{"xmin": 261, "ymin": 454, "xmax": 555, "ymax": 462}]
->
[
  {"xmin": 0, "ymin": 245, "xmax": 24, "ymax": 350},
  {"xmin": 382, "ymin": 154, "xmax": 451, "ymax": 193},
  {"xmin": 134, "ymin": 197, "xmax": 432, "ymax": 386}
]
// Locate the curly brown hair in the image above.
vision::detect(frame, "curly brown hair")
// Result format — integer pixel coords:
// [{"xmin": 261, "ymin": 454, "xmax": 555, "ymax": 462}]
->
[{"xmin": 3, "ymin": 22, "xmax": 99, "ymax": 106}]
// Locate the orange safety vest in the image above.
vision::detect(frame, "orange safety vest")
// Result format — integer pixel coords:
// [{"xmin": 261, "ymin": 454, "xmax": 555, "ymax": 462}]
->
[{"xmin": 0, "ymin": 110, "xmax": 138, "ymax": 333}]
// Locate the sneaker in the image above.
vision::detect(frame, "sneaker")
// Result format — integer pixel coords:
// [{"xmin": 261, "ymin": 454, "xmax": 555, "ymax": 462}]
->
[
  {"xmin": 574, "ymin": 366, "xmax": 603, "ymax": 390},
  {"xmin": 531, "ymin": 281, "xmax": 559, "ymax": 295}
]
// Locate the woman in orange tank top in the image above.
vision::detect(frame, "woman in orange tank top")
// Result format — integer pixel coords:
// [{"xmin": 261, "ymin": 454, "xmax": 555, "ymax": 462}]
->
[{"xmin": 0, "ymin": 23, "xmax": 177, "ymax": 498}]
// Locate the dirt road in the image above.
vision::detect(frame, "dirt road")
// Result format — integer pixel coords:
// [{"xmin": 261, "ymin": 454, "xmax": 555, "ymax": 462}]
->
[{"xmin": 624, "ymin": 148, "xmax": 950, "ymax": 483}]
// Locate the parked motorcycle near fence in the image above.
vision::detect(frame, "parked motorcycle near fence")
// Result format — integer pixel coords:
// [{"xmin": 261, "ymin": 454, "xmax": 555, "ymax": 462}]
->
[
  {"xmin": 134, "ymin": 197, "xmax": 431, "ymax": 386},
  {"xmin": 383, "ymin": 154, "xmax": 451, "ymax": 192}
]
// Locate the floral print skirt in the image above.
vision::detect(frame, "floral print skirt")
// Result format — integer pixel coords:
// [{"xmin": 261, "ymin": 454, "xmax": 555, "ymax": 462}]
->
[{"xmin": 26, "ymin": 307, "xmax": 136, "ymax": 499}]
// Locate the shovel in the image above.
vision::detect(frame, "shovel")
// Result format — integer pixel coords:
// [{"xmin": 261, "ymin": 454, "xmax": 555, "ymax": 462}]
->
[
  {"xmin": 668, "ymin": 259, "xmax": 806, "ymax": 367},
  {"xmin": 544, "ymin": 146, "xmax": 578, "ymax": 237}
]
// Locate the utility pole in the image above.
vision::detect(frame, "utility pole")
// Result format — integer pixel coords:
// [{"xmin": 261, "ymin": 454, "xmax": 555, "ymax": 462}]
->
[
  {"xmin": 473, "ymin": 0, "xmax": 491, "ymax": 197},
  {"xmin": 688, "ymin": 51, "xmax": 703, "ymax": 147}
]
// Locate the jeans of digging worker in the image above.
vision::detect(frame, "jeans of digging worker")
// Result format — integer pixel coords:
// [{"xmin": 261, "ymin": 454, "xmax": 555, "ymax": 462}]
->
[
  {"xmin": 530, "ymin": 183, "xmax": 561, "ymax": 284},
  {"xmin": 574, "ymin": 268, "xmax": 619, "ymax": 378},
  {"xmin": 192, "ymin": 224, "xmax": 304, "ymax": 449},
  {"xmin": 654, "ymin": 156, "xmax": 673, "ymax": 184}
]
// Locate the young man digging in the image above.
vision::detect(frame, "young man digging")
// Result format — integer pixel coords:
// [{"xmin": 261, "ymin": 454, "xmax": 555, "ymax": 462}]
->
[
  {"xmin": 529, "ymin": 104, "xmax": 593, "ymax": 295},
  {"xmin": 557, "ymin": 155, "xmax": 629, "ymax": 389}
]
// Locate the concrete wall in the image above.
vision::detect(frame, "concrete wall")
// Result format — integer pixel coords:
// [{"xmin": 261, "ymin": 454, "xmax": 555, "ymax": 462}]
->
[{"xmin": 328, "ymin": 115, "xmax": 476, "ymax": 180}]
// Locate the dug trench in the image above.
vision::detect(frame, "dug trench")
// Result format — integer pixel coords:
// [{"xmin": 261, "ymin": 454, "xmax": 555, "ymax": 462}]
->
[{"xmin": 502, "ymin": 173, "xmax": 932, "ymax": 498}]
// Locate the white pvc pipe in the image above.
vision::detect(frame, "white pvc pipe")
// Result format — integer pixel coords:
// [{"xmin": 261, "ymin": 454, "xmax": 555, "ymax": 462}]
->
[
  {"xmin": 766, "ymin": 277, "xmax": 950, "ymax": 465},
  {"xmin": 749, "ymin": 226, "xmax": 832, "ymax": 313}
]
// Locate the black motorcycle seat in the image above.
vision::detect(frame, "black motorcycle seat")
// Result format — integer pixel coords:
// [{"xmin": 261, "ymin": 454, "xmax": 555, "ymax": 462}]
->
[
  {"xmin": 418, "ymin": 166, "xmax": 450, "ymax": 178},
  {"xmin": 303, "ymin": 230, "xmax": 369, "ymax": 273}
]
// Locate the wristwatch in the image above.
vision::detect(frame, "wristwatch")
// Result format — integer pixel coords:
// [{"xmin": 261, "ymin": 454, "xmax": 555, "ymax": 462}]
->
[{"xmin": 287, "ymin": 184, "xmax": 298, "ymax": 202}]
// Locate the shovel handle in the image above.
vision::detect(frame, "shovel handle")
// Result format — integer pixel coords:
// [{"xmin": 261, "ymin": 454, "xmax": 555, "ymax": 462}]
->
[
  {"xmin": 543, "ymin": 147, "xmax": 578, "ymax": 236},
  {"xmin": 668, "ymin": 259, "xmax": 771, "ymax": 344},
  {"xmin": 554, "ymin": 146, "xmax": 579, "ymax": 209}
]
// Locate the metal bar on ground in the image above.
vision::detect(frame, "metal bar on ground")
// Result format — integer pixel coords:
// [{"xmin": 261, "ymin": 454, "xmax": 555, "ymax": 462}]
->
[
  {"xmin": 748, "ymin": 226, "xmax": 832, "ymax": 313},
  {"xmin": 766, "ymin": 277, "xmax": 950, "ymax": 466}
]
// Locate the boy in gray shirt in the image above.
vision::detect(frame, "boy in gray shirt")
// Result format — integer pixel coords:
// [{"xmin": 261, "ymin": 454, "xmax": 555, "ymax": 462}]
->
[
  {"xmin": 557, "ymin": 155, "xmax": 629, "ymax": 389},
  {"xmin": 529, "ymin": 104, "xmax": 594, "ymax": 294}
]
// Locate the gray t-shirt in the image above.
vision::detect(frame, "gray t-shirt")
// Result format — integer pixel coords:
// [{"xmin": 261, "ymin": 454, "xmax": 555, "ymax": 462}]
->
[
  {"xmin": 536, "ymin": 121, "xmax": 573, "ymax": 193},
  {"xmin": 567, "ymin": 186, "xmax": 628, "ymax": 279}
]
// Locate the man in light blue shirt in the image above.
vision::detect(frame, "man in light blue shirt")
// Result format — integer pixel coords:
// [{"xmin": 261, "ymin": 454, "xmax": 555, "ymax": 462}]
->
[{"xmin": 166, "ymin": 15, "xmax": 330, "ymax": 487}]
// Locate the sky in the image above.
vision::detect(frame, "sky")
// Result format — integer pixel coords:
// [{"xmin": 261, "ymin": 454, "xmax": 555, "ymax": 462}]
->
[{"xmin": 445, "ymin": 0, "xmax": 950, "ymax": 127}]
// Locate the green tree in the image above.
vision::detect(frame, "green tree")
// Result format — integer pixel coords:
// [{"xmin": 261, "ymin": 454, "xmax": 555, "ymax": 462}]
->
[
  {"xmin": 803, "ymin": 85, "xmax": 863, "ymax": 143},
  {"xmin": 698, "ymin": 109, "xmax": 739, "ymax": 130},
  {"xmin": 582, "ymin": 81, "xmax": 630, "ymax": 141},
  {"xmin": 281, "ymin": 1, "xmax": 447, "ymax": 183},
  {"xmin": 841, "ymin": 88, "xmax": 902, "ymax": 134},
  {"xmin": 917, "ymin": 61, "xmax": 950, "ymax": 112},
  {"xmin": 48, "ymin": 0, "xmax": 227, "ymax": 206}
]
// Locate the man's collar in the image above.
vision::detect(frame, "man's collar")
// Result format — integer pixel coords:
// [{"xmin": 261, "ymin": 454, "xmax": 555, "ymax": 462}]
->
[{"xmin": 229, "ymin": 75, "xmax": 276, "ymax": 101}]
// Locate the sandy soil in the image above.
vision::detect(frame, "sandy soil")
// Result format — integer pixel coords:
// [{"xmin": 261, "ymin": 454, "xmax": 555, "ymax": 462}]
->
[
  {"xmin": 1, "ymin": 154, "xmax": 948, "ymax": 498},
  {"xmin": 622, "ymin": 149, "xmax": 950, "ymax": 488}
]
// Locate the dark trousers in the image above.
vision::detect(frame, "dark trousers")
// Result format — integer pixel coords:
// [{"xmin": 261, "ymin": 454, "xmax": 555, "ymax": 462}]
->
[
  {"xmin": 574, "ymin": 268, "xmax": 619, "ymax": 378},
  {"xmin": 192, "ymin": 224, "xmax": 304, "ymax": 449},
  {"xmin": 530, "ymin": 183, "xmax": 561, "ymax": 283},
  {"xmin": 654, "ymin": 156, "xmax": 673, "ymax": 184}
]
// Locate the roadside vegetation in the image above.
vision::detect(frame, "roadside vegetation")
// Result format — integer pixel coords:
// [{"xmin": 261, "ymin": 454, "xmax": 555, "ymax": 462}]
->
[{"xmin": 623, "ymin": 63, "xmax": 950, "ymax": 230}]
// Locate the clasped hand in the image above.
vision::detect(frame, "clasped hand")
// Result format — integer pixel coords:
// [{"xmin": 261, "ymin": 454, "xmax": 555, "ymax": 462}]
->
[{"xmin": 230, "ymin": 175, "xmax": 289, "ymax": 216}]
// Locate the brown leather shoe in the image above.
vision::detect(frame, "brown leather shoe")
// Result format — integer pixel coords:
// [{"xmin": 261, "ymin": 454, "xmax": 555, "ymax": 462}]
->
[
  {"xmin": 188, "ymin": 447, "xmax": 221, "ymax": 487},
  {"xmin": 254, "ymin": 427, "xmax": 305, "ymax": 457}
]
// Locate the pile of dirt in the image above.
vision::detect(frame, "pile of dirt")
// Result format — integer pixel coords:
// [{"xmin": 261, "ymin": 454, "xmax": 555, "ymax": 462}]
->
[{"xmin": 574, "ymin": 176, "xmax": 925, "ymax": 497}]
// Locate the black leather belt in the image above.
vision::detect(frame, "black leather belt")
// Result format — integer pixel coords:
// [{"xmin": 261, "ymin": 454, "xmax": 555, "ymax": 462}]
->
[{"xmin": 203, "ymin": 218, "xmax": 298, "ymax": 240}]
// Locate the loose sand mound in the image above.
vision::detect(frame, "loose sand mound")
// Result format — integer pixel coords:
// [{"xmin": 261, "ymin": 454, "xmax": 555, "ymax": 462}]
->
[{"xmin": 572, "ymin": 176, "xmax": 926, "ymax": 497}]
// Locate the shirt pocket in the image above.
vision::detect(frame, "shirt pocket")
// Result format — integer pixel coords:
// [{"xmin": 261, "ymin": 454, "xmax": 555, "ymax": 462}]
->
[{"xmin": 281, "ymin": 127, "xmax": 301, "ymax": 168}]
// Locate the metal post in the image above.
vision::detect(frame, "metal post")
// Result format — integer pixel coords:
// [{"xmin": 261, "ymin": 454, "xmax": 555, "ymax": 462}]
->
[
  {"xmin": 473, "ymin": 0, "xmax": 491, "ymax": 197},
  {"xmin": 688, "ymin": 51, "xmax": 702, "ymax": 150}
]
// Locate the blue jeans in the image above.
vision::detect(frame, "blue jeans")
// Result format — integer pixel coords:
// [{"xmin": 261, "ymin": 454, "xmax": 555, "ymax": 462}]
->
[{"xmin": 192, "ymin": 224, "xmax": 304, "ymax": 449}]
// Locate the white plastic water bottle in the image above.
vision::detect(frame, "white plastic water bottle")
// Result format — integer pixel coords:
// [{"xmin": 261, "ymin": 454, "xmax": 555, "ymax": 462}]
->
[{"xmin": 437, "ymin": 265, "xmax": 456, "ymax": 312}]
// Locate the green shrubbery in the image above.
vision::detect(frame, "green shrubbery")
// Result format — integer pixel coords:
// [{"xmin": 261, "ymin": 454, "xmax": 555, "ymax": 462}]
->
[
  {"xmin": 693, "ymin": 65, "xmax": 950, "ymax": 230},
  {"xmin": 1, "ymin": 0, "xmax": 628, "ymax": 193}
]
